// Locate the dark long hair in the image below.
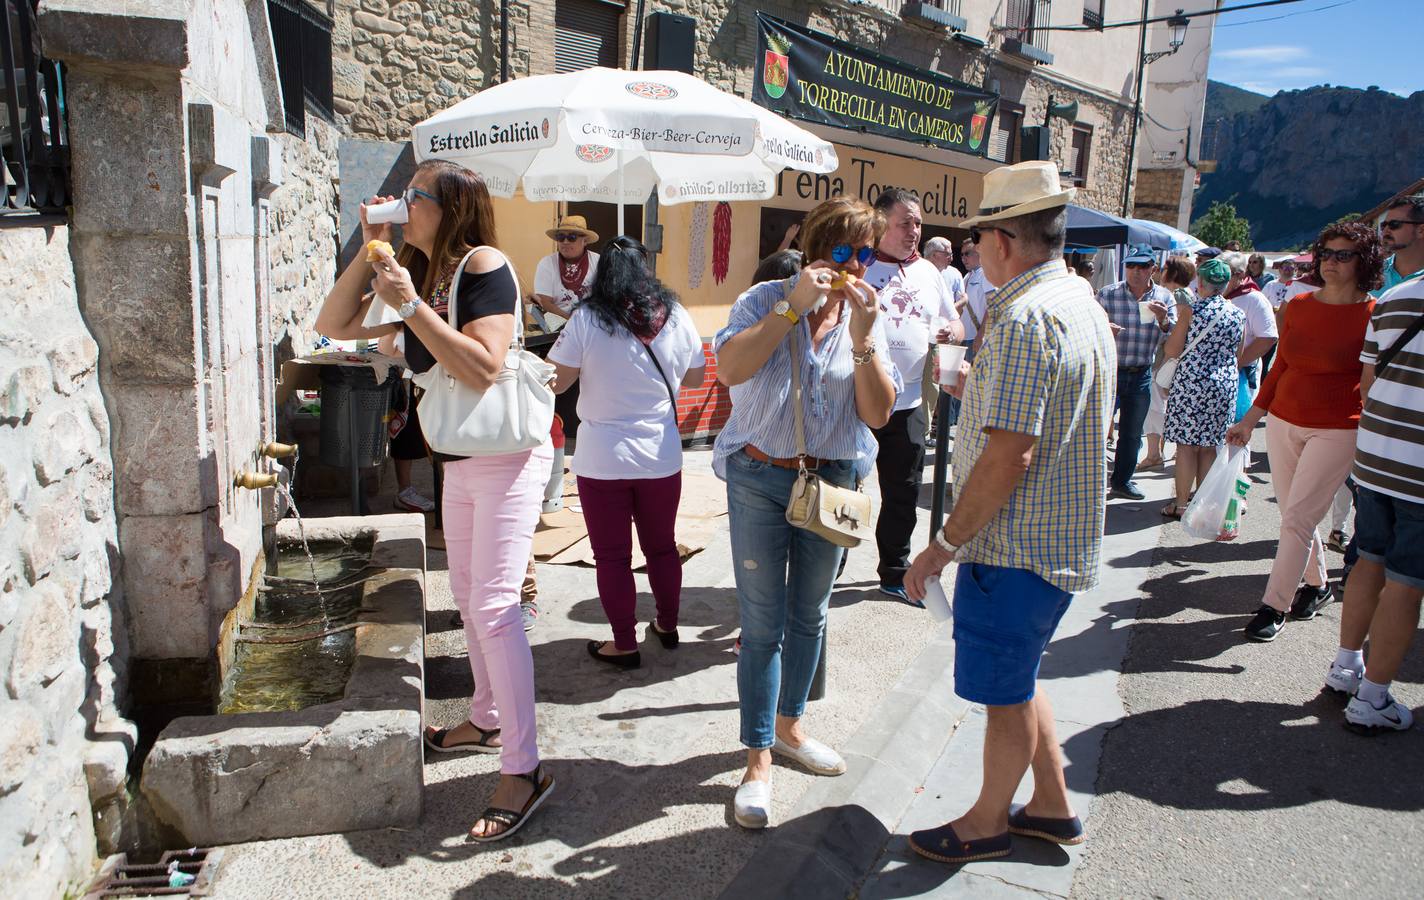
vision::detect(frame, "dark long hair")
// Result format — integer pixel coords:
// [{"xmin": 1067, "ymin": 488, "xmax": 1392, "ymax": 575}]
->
[
  {"xmin": 584, "ymin": 236, "xmax": 678, "ymax": 341},
  {"xmin": 1308, "ymin": 221, "xmax": 1385, "ymax": 293},
  {"xmin": 395, "ymin": 160, "xmax": 499, "ymax": 300}
]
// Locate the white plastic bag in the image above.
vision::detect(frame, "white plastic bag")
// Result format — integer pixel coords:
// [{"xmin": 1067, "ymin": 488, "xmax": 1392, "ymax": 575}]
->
[{"xmin": 1181, "ymin": 445, "xmax": 1249, "ymax": 541}]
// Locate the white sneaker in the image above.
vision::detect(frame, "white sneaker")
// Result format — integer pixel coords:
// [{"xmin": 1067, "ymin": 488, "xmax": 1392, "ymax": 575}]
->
[
  {"xmin": 1345, "ymin": 693, "xmax": 1414, "ymax": 733},
  {"xmin": 1324, "ymin": 662, "xmax": 1363, "ymax": 695},
  {"xmin": 772, "ymin": 736, "xmax": 847, "ymax": 776},
  {"xmin": 395, "ymin": 486, "xmax": 435, "ymax": 513},
  {"xmin": 733, "ymin": 778, "xmax": 771, "ymax": 829}
]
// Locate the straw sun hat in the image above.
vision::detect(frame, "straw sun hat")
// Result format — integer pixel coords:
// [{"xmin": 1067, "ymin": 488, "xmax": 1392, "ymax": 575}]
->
[
  {"xmin": 962, "ymin": 161, "xmax": 1076, "ymax": 228},
  {"xmin": 545, "ymin": 215, "xmax": 599, "ymax": 242}
]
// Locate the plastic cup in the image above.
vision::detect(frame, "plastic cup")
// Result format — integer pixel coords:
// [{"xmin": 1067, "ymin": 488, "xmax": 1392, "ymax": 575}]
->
[
  {"xmin": 1138, "ymin": 300, "xmax": 1156, "ymax": 324},
  {"xmin": 365, "ymin": 197, "xmax": 409, "ymax": 225},
  {"xmin": 936, "ymin": 343, "xmax": 967, "ymax": 386},
  {"xmin": 923, "ymin": 576, "xmax": 953, "ymax": 623}
]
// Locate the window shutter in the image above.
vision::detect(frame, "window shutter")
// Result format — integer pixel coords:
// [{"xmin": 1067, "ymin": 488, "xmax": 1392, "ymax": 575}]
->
[{"xmin": 555, "ymin": 0, "xmax": 623, "ymax": 73}]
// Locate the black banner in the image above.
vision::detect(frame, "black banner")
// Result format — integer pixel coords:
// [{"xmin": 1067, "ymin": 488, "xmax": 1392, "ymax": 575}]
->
[{"xmin": 753, "ymin": 13, "xmax": 998, "ymax": 158}]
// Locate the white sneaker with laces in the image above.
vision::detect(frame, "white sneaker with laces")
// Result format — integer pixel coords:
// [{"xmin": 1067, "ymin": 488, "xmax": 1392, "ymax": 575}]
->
[
  {"xmin": 733, "ymin": 778, "xmax": 771, "ymax": 829},
  {"xmin": 1324, "ymin": 662, "xmax": 1364, "ymax": 695},
  {"xmin": 395, "ymin": 486, "xmax": 435, "ymax": 513},
  {"xmin": 1345, "ymin": 693, "xmax": 1414, "ymax": 733},
  {"xmin": 772, "ymin": 736, "xmax": 847, "ymax": 775}
]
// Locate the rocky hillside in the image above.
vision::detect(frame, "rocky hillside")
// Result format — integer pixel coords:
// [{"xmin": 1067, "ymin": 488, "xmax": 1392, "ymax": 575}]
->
[{"xmin": 1195, "ymin": 84, "xmax": 1424, "ymax": 249}]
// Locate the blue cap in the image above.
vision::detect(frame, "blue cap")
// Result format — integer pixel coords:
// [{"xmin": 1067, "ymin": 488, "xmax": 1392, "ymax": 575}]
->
[
  {"xmin": 1196, "ymin": 246, "xmax": 1222, "ymax": 259},
  {"xmin": 1124, "ymin": 244, "xmax": 1156, "ymax": 264}
]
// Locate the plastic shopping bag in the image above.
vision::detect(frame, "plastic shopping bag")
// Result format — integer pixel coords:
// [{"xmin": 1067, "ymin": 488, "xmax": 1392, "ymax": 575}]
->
[{"xmin": 1181, "ymin": 445, "xmax": 1250, "ymax": 541}]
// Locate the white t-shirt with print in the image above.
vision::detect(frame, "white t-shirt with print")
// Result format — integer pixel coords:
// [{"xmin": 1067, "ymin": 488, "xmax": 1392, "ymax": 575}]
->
[
  {"xmin": 1231, "ymin": 288, "xmax": 1278, "ymax": 348},
  {"xmin": 864, "ymin": 256, "xmax": 959, "ymax": 411},
  {"xmin": 533, "ymin": 250, "xmax": 600, "ymax": 316},
  {"xmin": 547, "ymin": 303, "xmax": 703, "ymax": 480},
  {"xmin": 1263, "ymin": 279, "xmax": 1311, "ymax": 310}
]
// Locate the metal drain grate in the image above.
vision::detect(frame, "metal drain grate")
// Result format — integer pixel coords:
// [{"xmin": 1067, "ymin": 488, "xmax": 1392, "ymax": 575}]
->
[{"xmin": 86, "ymin": 848, "xmax": 223, "ymax": 898}]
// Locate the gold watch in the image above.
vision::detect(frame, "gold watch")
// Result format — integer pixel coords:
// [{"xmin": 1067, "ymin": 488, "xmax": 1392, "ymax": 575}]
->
[{"xmin": 772, "ymin": 299, "xmax": 799, "ymax": 325}]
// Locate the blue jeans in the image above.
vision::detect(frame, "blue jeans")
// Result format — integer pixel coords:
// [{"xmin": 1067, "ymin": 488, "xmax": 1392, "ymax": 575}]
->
[
  {"xmin": 725, "ymin": 448, "xmax": 854, "ymax": 749},
  {"xmin": 1112, "ymin": 365, "xmax": 1152, "ymax": 489}
]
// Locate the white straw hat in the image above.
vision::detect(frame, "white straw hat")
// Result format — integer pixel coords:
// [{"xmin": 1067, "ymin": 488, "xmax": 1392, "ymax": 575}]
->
[{"xmin": 962, "ymin": 161, "xmax": 1076, "ymax": 228}]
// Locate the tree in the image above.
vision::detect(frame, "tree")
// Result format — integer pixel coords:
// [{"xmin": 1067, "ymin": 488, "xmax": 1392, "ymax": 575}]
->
[{"xmin": 1191, "ymin": 200, "xmax": 1253, "ymax": 250}]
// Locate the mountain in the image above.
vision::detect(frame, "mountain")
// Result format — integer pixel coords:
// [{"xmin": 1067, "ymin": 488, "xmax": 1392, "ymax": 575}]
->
[
  {"xmin": 1194, "ymin": 84, "xmax": 1424, "ymax": 250},
  {"xmin": 1205, "ymin": 80, "xmax": 1268, "ymax": 120}
]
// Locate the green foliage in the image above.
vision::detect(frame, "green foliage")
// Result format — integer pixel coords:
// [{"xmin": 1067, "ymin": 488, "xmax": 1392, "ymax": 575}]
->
[
  {"xmin": 1191, "ymin": 200, "xmax": 1253, "ymax": 250},
  {"xmin": 1329, "ymin": 212, "xmax": 1362, "ymax": 227}
]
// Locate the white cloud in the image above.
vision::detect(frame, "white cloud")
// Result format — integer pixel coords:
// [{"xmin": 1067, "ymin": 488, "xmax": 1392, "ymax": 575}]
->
[{"xmin": 1216, "ymin": 45, "xmax": 1307, "ymax": 63}]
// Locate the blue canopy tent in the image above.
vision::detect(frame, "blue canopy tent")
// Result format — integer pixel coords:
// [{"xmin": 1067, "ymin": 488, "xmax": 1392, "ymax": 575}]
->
[
  {"xmin": 1065, "ymin": 204, "xmax": 1171, "ymax": 249},
  {"xmin": 1131, "ymin": 217, "xmax": 1207, "ymax": 253}
]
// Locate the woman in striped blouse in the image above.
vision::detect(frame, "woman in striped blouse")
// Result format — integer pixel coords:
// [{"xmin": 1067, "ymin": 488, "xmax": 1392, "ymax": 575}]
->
[{"xmin": 712, "ymin": 197, "xmax": 900, "ymax": 829}]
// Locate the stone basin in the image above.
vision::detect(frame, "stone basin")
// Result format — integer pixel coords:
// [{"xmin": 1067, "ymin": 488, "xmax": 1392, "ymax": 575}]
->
[{"xmin": 139, "ymin": 514, "xmax": 426, "ymax": 845}]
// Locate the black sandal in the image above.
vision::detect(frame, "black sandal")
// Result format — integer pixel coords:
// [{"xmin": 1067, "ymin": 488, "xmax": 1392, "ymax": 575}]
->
[
  {"xmin": 423, "ymin": 721, "xmax": 501, "ymax": 754},
  {"xmin": 648, "ymin": 621, "xmax": 680, "ymax": 649},
  {"xmin": 587, "ymin": 640, "xmax": 641, "ymax": 669},
  {"xmin": 1160, "ymin": 502, "xmax": 1185, "ymax": 520},
  {"xmin": 468, "ymin": 767, "xmax": 557, "ymax": 843}
]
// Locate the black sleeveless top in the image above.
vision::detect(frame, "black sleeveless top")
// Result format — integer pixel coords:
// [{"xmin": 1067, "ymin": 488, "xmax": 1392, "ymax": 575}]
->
[{"xmin": 403, "ymin": 263, "xmax": 519, "ymax": 374}]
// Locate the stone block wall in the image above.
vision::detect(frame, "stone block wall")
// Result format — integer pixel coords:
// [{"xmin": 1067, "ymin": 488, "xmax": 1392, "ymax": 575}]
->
[
  {"xmin": 0, "ymin": 226, "xmax": 131, "ymax": 897},
  {"xmin": 1133, "ymin": 167, "xmax": 1191, "ymax": 228},
  {"xmin": 270, "ymin": 119, "xmax": 343, "ymax": 364}
]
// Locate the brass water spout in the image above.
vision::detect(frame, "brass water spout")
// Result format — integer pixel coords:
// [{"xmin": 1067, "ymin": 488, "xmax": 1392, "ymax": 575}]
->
[
  {"xmin": 234, "ymin": 470, "xmax": 279, "ymax": 489},
  {"xmin": 260, "ymin": 441, "xmax": 298, "ymax": 459}
]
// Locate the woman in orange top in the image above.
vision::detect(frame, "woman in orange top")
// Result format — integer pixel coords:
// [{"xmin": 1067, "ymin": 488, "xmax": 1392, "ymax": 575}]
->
[{"xmin": 1227, "ymin": 222, "xmax": 1384, "ymax": 643}]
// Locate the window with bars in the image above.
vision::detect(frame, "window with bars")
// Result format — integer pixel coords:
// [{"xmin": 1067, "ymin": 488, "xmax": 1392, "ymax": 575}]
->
[
  {"xmin": 2, "ymin": 0, "xmax": 69, "ymax": 223},
  {"xmin": 1083, "ymin": 0, "xmax": 1104, "ymax": 29},
  {"xmin": 1069, "ymin": 123, "xmax": 1093, "ymax": 186},
  {"xmin": 989, "ymin": 102, "xmax": 1024, "ymax": 163},
  {"xmin": 267, "ymin": 0, "xmax": 333, "ymax": 138},
  {"xmin": 555, "ymin": 0, "xmax": 624, "ymax": 73},
  {"xmin": 1006, "ymin": 0, "xmax": 1053, "ymax": 51}
]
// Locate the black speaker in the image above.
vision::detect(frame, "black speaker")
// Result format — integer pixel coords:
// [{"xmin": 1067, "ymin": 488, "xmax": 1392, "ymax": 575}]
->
[
  {"xmin": 645, "ymin": 12, "xmax": 695, "ymax": 73},
  {"xmin": 1020, "ymin": 125, "xmax": 1052, "ymax": 161}
]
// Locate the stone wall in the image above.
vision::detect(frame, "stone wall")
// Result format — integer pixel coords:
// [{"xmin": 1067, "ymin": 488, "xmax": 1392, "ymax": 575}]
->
[
  {"xmin": 1134, "ymin": 167, "xmax": 1190, "ymax": 227},
  {"xmin": 0, "ymin": 226, "xmax": 131, "ymax": 896},
  {"xmin": 270, "ymin": 118, "xmax": 342, "ymax": 363}
]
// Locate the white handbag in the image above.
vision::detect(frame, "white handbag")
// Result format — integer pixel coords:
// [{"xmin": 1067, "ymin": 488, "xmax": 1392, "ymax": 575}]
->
[
  {"xmin": 1155, "ymin": 299, "xmax": 1228, "ymax": 392},
  {"xmin": 413, "ymin": 246, "xmax": 555, "ymax": 456}
]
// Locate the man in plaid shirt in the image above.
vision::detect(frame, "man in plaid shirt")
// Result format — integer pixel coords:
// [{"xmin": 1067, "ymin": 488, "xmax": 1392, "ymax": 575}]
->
[{"xmin": 1096, "ymin": 244, "xmax": 1175, "ymax": 500}]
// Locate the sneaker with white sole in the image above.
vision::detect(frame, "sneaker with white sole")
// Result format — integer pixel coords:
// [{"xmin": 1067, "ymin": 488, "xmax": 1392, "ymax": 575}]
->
[
  {"xmin": 1345, "ymin": 693, "xmax": 1414, "ymax": 734},
  {"xmin": 771, "ymin": 736, "xmax": 847, "ymax": 775},
  {"xmin": 1324, "ymin": 662, "xmax": 1364, "ymax": 695},
  {"xmin": 733, "ymin": 778, "xmax": 771, "ymax": 829},
  {"xmin": 395, "ymin": 486, "xmax": 435, "ymax": 513}
]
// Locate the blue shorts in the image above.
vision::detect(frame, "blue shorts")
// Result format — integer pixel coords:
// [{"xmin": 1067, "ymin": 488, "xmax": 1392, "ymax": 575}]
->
[
  {"xmin": 1353, "ymin": 485, "xmax": 1424, "ymax": 591},
  {"xmin": 952, "ymin": 563, "xmax": 1073, "ymax": 706}
]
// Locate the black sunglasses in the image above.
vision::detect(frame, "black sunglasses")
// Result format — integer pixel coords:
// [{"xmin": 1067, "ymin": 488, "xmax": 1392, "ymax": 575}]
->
[
  {"xmin": 1125, "ymin": 262, "xmax": 1154, "ymax": 269},
  {"xmin": 969, "ymin": 226, "xmax": 1016, "ymax": 244},
  {"xmin": 830, "ymin": 243, "xmax": 876, "ymax": 266},
  {"xmin": 553, "ymin": 232, "xmax": 586, "ymax": 242},
  {"xmin": 1317, "ymin": 248, "xmax": 1360, "ymax": 263},
  {"xmin": 1381, "ymin": 219, "xmax": 1422, "ymax": 231}
]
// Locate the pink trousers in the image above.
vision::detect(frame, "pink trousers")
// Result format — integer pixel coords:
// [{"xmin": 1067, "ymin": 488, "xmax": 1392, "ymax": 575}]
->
[
  {"xmin": 443, "ymin": 442, "xmax": 553, "ymax": 774},
  {"xmin": 1262, "ymin": 417, "xmax": 1356, "ymax": 612}
]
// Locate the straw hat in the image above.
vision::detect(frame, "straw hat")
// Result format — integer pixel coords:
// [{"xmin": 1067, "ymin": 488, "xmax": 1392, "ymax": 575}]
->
[
  {"xmin": 546, "ymin": 215, "xmax": 599, "ymax": 242},
  {"xmin": 962, "ymin": 161, "xmax": 1076, "ymax": 228}
]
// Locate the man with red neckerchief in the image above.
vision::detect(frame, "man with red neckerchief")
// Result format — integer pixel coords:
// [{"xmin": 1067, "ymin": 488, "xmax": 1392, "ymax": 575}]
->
[{"xmin": 532, "ymin": 215, "xmax": 601, "ymax": 328}]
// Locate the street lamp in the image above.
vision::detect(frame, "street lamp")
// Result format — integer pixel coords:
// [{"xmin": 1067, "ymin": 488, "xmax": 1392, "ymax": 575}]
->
[
  {"xmin": 1122, "ymin": 8, "xmax": 1191, "ymax": 215},
  {"xmin": 1143, "ymin": 10, "xmax": 1191, "ymax": 65}
]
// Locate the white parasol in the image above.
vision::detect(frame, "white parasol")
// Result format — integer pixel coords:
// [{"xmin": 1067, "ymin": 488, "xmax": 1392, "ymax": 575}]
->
[{"xmin": 411, "ymin": 67, "xmax": 839, "ymax": 234}]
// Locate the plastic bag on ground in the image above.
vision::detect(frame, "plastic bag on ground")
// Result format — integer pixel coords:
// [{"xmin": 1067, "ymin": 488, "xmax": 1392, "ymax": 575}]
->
[{"xmin": 1181, "ymin": 445, "xmax": 1249, "ymax": 541}]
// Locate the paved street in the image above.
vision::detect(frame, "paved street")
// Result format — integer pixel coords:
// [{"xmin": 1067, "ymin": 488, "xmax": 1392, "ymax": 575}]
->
[{"xmin": 210, "ymin": 433, "xmax": 1423, "ymax": 898}]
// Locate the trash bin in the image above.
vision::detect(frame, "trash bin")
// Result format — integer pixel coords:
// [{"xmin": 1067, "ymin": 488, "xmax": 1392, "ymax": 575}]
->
[{"xmin": 318, "ymin": 365, "xmax": 396, "ymax": 469}]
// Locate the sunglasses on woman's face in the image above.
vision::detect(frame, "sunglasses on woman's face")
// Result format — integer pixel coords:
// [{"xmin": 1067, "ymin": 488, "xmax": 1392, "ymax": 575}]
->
[
  {"xmin": 830, "ymin": 243, "xmax": 876, "ymax": 266},
  {"xmin": 404, "ymin": 187, "xmax": 439, "ymax": 205},
  {"xmin": 1317, "ymin": 248, "xmax": 1360, "ymax": 263}
]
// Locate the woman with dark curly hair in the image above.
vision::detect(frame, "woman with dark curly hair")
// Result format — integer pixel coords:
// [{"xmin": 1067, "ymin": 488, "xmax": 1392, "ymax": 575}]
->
[
  {"xmin": 1227, "ymin": 221, "xmax": 1383, "ymax": 642},
  {"xmin": 547, "ymin": 236, "xmax": 706, "ymax": 668}
]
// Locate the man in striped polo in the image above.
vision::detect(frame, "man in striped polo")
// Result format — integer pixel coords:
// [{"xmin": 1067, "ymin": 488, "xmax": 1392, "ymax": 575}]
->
[
  {"xmin": 903, "ymin": 161, "xmax": 1116, "ymax": 863},
  {"xmin": 1327, "ymin": 277, "xmax": 1424, "ymax": 733}
]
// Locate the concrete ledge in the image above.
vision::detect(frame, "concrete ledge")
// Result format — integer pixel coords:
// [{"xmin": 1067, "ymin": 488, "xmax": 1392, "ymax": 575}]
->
[
  {"xmin": 39, "ymin": 0, "xmax": 190, "ymax": 72},
  {"xmin": 139, "ymin": 514, "xmax": 426, "ymax": 845}
]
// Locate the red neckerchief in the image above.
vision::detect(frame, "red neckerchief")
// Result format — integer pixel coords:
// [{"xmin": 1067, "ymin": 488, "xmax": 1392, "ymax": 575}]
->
[
  {"xmin": 559, "ymin": 251, "xmax": 590, "ymax": 295},
  {"xmin": 1225, "ymin": 277, "xmax": 1259, "ymax": 300},
  {"xmin": 628, "ymin": 302, "xmax": 670, "ymax": 345},
  {"xmin": 874, "ymin": 247, "xmax": 920, "ymax": 279}
]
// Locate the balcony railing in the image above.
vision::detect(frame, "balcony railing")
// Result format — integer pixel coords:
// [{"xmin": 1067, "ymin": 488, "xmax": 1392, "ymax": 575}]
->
[
  {"xmin": 1007, "ymin": 0, "xmax": 1053, "ymax": 51},
  {"xmin": 1, "ymin": 0, "xmax": 70, "ymax": 225}
]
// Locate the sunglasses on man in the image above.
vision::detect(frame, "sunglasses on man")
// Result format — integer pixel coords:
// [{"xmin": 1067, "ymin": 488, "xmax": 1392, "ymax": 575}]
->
[
  {"xmin": 553, "ymin": 232, "xmax": 587, "ymax": 242},
  {"xmin": 830, "ymin": 243, "xmax": 876, "ymax": 265},
  {"xmin": 969, "ymin": 226, "xmax": 1016, "ymax": 244},
  {"xmin": 1380, "ymin": 219, "xmax": 1422, "ymax": 231}
]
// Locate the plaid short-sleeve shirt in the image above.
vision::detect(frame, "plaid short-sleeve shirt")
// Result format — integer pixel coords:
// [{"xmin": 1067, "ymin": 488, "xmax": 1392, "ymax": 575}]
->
[{"xmin": 954, "ymin": 260, "xmax": 1118, "ymax": 592}]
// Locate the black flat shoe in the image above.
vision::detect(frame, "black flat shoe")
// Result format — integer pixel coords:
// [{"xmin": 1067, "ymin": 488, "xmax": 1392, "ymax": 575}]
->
[
  {"xmin": 587, "ymin": 640, "xmax": 641, "ymax": 669},
  {"xmin": 649, "ymin": 621, "xmax": 679, "ymax": 649}
]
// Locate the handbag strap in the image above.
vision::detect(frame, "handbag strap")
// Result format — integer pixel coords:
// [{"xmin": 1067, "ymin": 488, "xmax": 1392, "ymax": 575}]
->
[
  {"xmin": 444, "ymin": 245, "xmax": 524, "ymax": 350},
  {"xmin": 1181, "ymin": 300, "xmax": 1229, "ymax": 360},
  {"xmin": 789, "ymin": 320, "xmax": 810, "ymax": 470},
  {"xmin": 639, "ymin": 339, "xmax": 678, "ymax": 408},
  {"xmin": 1374, "ymin": 310, "xmax": 1424, "ymax": 376}
]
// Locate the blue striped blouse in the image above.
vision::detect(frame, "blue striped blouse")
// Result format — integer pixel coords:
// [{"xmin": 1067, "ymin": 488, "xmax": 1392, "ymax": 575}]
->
[{"xmin": 712, "ymin": 274, "xmax": 903, "ymax": 481}]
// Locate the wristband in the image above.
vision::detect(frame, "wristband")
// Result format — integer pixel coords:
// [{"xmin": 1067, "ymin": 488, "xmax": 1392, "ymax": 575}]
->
[{"xmin": 932, "ymin": 530, "xmax": 959, "ymax": 558}]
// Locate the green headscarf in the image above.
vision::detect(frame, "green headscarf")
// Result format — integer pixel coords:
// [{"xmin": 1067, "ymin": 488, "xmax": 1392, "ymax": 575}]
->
[{"xmin": 1198, "ymin": 258, "xmax": 1232, "ymax": 286}]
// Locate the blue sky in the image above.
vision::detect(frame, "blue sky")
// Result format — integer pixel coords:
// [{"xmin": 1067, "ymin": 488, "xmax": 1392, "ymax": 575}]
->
[{"xmin": 1206, "ymin": 0, "xmax": 1423, "ymax": 97}]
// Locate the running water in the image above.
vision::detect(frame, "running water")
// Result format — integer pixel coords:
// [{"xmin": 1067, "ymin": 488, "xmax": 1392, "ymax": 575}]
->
[{"xmin": 274, "ymin": 480, "xmax": 325, "ymax": 608}]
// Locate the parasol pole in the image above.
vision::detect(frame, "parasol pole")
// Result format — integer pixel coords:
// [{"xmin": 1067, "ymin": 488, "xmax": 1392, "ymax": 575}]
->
[{"xmin": 616, "ymin": 148, "xmax": 625, "ymax": 237}]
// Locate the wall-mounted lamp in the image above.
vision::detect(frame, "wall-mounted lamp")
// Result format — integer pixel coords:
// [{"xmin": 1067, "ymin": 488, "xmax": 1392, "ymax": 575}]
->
[{"xmin": 1144, "ymin": 10, "xmax": 1191, "ymax": 65}]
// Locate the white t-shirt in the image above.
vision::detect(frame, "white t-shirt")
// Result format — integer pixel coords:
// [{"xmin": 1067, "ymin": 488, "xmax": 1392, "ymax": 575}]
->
[
  {"xmin": 533, "ymin": 250, "xmax": 600, "ymax": 316},
  {"xmin": 1263, "ymin": 279, "xmax": 1311, "ymax": 310},
  {"xmin": 864, "ymin": 256, "xmax": 959, "ymax": 411},
  {"xmin": 962, "ymin": 266, "xmax": 994, "ymax": 343},
  {"xmin": 546, "ymin": 304, "xmax": 704, "ymax": 480},
  {"xmin": 1231, "ymin": 288, "xmax": 1278, "ymax": 348}
]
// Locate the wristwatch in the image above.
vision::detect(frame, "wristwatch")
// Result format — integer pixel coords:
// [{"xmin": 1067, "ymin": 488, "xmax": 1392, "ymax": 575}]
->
[
  {"xmin": 772, "ymin": 299, "xmax": 799, "ymax": 325},
  {"xmin": 398, "ymin": 296, "xmax": 423, "ymax": 320},
  {"xmin": 851, "ymin": 344, "xmax": 876, "ymax": 366},
  {"xmin": 932, "ymin": 530, "xmax": 960, "ymax": 558}
]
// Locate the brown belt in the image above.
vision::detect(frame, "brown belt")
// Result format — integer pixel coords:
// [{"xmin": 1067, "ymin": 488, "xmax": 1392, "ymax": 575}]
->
[{"xmin": 744, "ymin": 444, "xmax": 827, "ymax": 470}]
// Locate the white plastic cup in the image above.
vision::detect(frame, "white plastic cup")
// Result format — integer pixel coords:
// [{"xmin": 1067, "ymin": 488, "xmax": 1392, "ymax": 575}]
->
[
  {"xmin": 365, "ymin": 197, "xmax": 409, "ymax": 225},
  {"xmin": 936, "ymin": 343, "xmax": 967, "ymax": 387},
  {"xmin": 1137, "ymin": 299, "xmax": 1156, "ymax": 324},
  {"xmin": 923, "ymin": 576, "xmax": 953, "ymax": 623}
]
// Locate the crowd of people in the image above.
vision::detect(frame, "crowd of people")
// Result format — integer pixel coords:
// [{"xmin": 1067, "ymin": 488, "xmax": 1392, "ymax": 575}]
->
[{"xmin": 312, "ymin": 157, "xmax": 1423, "ymax": 858}]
